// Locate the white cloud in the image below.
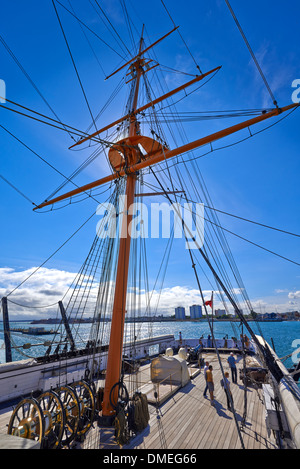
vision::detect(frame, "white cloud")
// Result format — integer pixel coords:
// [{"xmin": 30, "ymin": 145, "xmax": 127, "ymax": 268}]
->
[
  {"xmin": 0, "ymin": 267, "xmax": 79, "ymax": 318},
  {"xmin": 231, "ymin": 288, "xmax": 244, "ymax": 295},
  {"xmin": 0, "ymin": 266, "xmax": 218, "ymax": 319},
  {"xmin": 128, "ymin": 286, "xmax": 231, "ymax": 316},
  {"xmin": 1, "ymin": 266, "xmax": 298, "ymax": 320},
  {"xmin": 288, "ymin": 291, "xmax": 300, "ymax": 300},
  {"xmin": 128, "ymin": 285, "xmax": 208, "ymax": 316}
]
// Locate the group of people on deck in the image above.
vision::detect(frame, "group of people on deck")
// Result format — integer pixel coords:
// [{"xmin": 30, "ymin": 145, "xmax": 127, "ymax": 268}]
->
[{"xmin": 202, "ymin": 352, "xmax": 237, "ymax": 409}]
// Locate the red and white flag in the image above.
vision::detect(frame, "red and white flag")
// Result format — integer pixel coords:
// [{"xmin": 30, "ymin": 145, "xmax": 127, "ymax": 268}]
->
[{"xmin": 205, "ymin": 292, "xmax": 213, "ymax": 308}]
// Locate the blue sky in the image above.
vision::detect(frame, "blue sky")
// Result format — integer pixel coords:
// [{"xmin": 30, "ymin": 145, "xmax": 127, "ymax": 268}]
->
[{"xmin": 0, "ymin": 0, "xmax": 299, "ymax": 319}]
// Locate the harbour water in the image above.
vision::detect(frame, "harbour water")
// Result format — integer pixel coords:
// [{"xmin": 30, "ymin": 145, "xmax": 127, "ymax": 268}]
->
[
  {"xmin": 1, "ymin": 319, "xmax": 300, "ymax": 375},
  {"xmin": 139, "ymin": 319, "xmax": 300, "ymax": 371}
]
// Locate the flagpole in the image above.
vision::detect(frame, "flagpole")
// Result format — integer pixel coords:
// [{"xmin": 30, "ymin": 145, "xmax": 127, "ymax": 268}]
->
[{"xmin": 211, "ymin": 291, "xmax": 214, "ymax": 335}]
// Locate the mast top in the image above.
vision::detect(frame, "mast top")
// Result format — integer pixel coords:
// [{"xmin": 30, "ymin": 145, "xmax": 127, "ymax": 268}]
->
[{"xmin": 104, "ymin": 25, "xmax": 178, "ymax": 81}]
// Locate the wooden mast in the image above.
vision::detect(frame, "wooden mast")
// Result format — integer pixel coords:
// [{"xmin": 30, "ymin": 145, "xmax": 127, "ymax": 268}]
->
[{"xmin": 101, "ymin": 28, "xmax": 145, "ymax": 419}]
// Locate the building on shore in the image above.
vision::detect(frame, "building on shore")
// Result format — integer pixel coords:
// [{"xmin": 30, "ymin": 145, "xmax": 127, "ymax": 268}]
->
[
  {"xmin": 281, "ymin": 311, "xmax": 300, "ymax": 321},
  {"xmin": 215, "ymin": 309, "xmax": 226, "ymax": 318},
  {"xmin": 175, "ymin": 306, "xmax": 186, "ymax": 320},
  {"xmin": 190, "ymin": 304, "xmax": 202, "ymax": 319}
]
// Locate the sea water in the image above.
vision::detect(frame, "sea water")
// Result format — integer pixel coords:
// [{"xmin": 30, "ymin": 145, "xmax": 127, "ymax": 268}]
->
[{"xmin": 136, "ymin": 320, "xmax": 300, "ymax": 370}]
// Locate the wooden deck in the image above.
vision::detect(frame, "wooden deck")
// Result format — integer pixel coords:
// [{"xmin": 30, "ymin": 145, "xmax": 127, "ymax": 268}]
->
[
  {"xmin": 82, "ymin": 352, "xmax": 277, "ymax": 450},
  {"xmin": 0, "ymin": 352, "xmax": 278, "ymax": 450},
  {"xmin": 123, "ymin": 353, "xmax": 277, "ymax": 450}
]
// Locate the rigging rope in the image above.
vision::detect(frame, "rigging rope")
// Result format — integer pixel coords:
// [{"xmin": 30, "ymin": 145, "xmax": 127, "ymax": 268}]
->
[
  {"xmin": 0, "ymin": 173, "xmax": 37, "ymax": 207},
  {"xmin": 158, "ymin": 194, "xmax": 300, "ymax": 267},
  {"xmin": 93, "ymin": 0, "xmax": 132, "ymax": 56},
  {"xmin": 54, "ymin": 0, "xmax": 125, "ymax": 60},
  {"xmin": 141, "ymin": 182, "xmax": 300, "ymax": 239},
  {"xmin": 140, "ymin": 57, "xmax": 298, "ymax": 319},
  {"xmin": 160, "ymin": 0, "xmax": 202, "ymax": 74},
  {"xmin": 148, "ymin": 162, "xmax": 245, "ymax": 328},
  {"xmin": 203, "ymin": 203, "xmax": 300, "ymax": 239},
  {"xmin": 1, "ymin": 209, "xmax": 97, "ymax": 300},
  {"xmin": 143, "ymin": 61, "xmax": 270, "ymax": 335},
  {"xmin": 203, "ymin": 216, "xmax": 300, "ymax": 268},
  {"xmin": 67, "ymin": 0, "xmax": 106, "ymax": 78},
  {"xmin": 0, "ymin": 102, "xmax": 99, "ymax": 143},
  {"xmin": 0, "ymin": 123, "xmax": 112, "ymax": 209},
  {"xmin": 0, "ymin": 33, "xmax": 75, "ymax": 141},
  {"xmin": 118, "ymin": 0, "xmax": 137, "ymax": 54},
  {"xmin": 240, "ymin": 327, "xmax": 248, "ymax": 429},
  {"xmin": 142, "ymin": 56, "xmax": 256, "ymax": 326},
  {"xmin": 52, "ymin": 0, "xmax": 98, "ymax": 132},
  {"xmin": 224, "ymin": 0, "xmax": 278, "ymax": 107},
  {"xmin": 7, "ymin": 298, "xmax": 59, "ymax": 309},
  {"xmin": 152, "ymin": 106, "xmax": 299, "ymax": 178},
  {"xmin": 143, "ymin": 109, "xmax": 269, "ymax": 122}
]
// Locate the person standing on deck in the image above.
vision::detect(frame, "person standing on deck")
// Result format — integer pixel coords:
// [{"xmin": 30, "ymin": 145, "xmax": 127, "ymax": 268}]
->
[
  {"xmin": 207, "ymin": 335, "xmax": 211, "ymax": 348},
  {"xmin": 221, "ymin": 371, "xmax": 233, "ymax": 411},
  {"xmin": 206, "ymin": 365, "xmax": 215, "ymax": 406},
  {"xmin": 227, "ymin": 352, "xmax": 237, "ymax": 384},
  {"xmin": 203, "ymin": 361, "xmax": 209, "ymax": 397},
  {"xmin": 179, "ymin": 331, "xmax": 182, "ymax": 345}
]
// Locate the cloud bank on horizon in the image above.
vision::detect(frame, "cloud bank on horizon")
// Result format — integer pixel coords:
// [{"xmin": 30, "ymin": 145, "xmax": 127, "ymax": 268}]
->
[{"xmin": 0, "ymin": 266, "xmax": 298, "ymax": 319}]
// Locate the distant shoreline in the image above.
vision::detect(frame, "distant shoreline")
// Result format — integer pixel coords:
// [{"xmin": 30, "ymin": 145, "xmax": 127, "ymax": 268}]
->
[{"xmin": 1, "ymin": 317, "xmax": 295, "ymax": 324}]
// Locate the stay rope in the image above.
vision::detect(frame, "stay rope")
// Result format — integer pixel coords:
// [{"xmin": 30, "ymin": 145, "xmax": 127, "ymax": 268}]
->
[{"xmin": 224, "ymin": 0, "xmax": 278, "ymax": 107}]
